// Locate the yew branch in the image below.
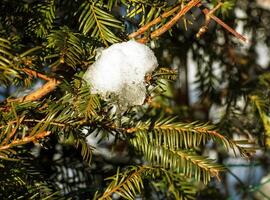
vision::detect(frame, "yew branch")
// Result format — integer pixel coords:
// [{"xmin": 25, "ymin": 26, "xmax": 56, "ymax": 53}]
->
[
  {"xmin": 137, "ymin": 0, "xmax": 201, "ymax": 43},
  {"xmin": 1, "ymin": 117, "xmax": 25, "ymax": 145},
  {"xmin": 128, "ymin": 5, "xmax": 181, "ymax": 39},
  {"xmin": 202, "ymin": 8, "xmax": 247, "ymax": 43},
  {"xmin": 0, "ymin": 131, "xmax": 51, "ymax": 151},
  {"xmin": 6, "ymin": 66, "xmax": 61, "ymax": 102},
  {"xmin": 8, "ymin": 78, "xmax": 60, "ymax": 102},
  {"xmin": 22, "ymin": 68, "xmax": 52, "ymax": 81},
  {"xmin": 7, "ymin": 0, "xmax": 246, "ymax": 103}
]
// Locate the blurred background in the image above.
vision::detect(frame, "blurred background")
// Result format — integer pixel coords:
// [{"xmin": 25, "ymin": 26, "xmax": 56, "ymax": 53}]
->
[{"xmin": 153, "ymin": 1, "xmax": 270, "ymax": 199}]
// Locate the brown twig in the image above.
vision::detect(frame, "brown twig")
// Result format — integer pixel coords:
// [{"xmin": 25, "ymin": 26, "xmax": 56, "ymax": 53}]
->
[
  {"xmin": 6, "ymin": 67, "xmax": 61, "ymax": 102},
  {"xmin": 196, "ymin": 2, "xmax": 223, "ymax": 38},
  {"xmin": 1, "ymin": 116, "xmax": 25, "ymax": 145},
  {"xmin": 13, "ymin": 79, "xmax": 60, "ymax": 102},
  {"xmin": 0, "ymin": 119, "xmax": 61, "ymax": 130},
  {"xmin": 22, "ymin": 68, "xmax": 52, "ymax": 81},
  {"xmin": 128, "ymin": 5, "xmax": 181, "ymax": 39},
  {"xmin": 201, "ymin": 8, "xmax": 247, "ymax": 43},
  {"xmin": 0, "ymin": 131, "xmax": 51, "ymax": 151},
  {"xmin": 137, "ymin": 0, "xmax": 201, "ymax": 43}
]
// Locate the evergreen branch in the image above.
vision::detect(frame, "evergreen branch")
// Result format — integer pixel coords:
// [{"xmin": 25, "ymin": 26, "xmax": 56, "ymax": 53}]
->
[
  {"xmin": 6, "ymin": 28, "xmax": 91, "ymax": 102},
  {"xmin": 26, "ymin": 183, "xmax": 61, "ymax": 200},
  {"xmin": 99, "ymin": 166, "xmax": 146, "ymax": 200},
  {"xmin": 47, "ymin": 28, "xmax": 92, "ymax": 68},
  {"xmin": 0, "ymin": 105, "xmax": 54, "ymax": 153},
  {"xmin": 137, "ymin": 0, "xmax": 201, "ymax": 43},
  {"xmin": 8, "ymin": 78, "xmax": 60, "ymax": 102},
  {"xmin": 78, "ymin": 1, "xmax": 122, "ymax": 45},
  {"xmin": 0, "ymin": 41, "xmax": 61, "ymax": 102},
  {"xmin": 26, "ymin": 0, "xmax": 56, "ymax": 37},
  {"xmin": 4, "ymin": 83, "xmax": 99, "ymax": 132},
  {"xmin": 201, "ymin": 7, "xmax": 247, "ymax": 43},
  {"xmin": 196, "ymin": 2, "xmax": 223, "ymax": 38},
  {"xmin": 0, "ymin": 117, "xmax": 93, "ymax": 164},
  {"xmin": 100, "ymin": 165, "xmax": 197, "ymax": 200},
  {"xmin": 161, "ymin": 169, "xmax": 196, "ymax": 200},
  {"xmin": 0, "ymin": 42, "xmax": 44, "ymax": 85},
  {"xmin": 250, "ymin": 95, "xmax": 270, "ymax": 146},
  {"xmin": 130, "ymin": 137, "xmax": 223, "ymax": 184},
  {"xmin": 76, "ymin": 84, "xmax": 101, "ymax": 118},
  {"xmin": 0, "ymin": 37, "xmax": 19, "ymax": 83},
  {"xmin": 131, "ymin": 0, "xmax": 247, "ymax": 43},
  {"xmin": 127, "ymin": 118, "xmax": 255, "ymax": 157},
  {"xmin": 1, "ymin": 116, "xmax": 89, "ymax": 131},
  {"xmin": 75, "ymin": 137, "xmax": 93, "ymax": 165},
  {"xmin": 152, "ymin": 67, "xmax": 177, "ymax": 81},
  {"xmin": 128, "ymin": 4, "xmax": 181, "ymax": 39},
  {"xmin": 24, "ymin": 119, "xmax": 66, "ymax": 127},
  {"xmin": 91, "ymin": 5, "xmax": 108, "ymax": 45},
  {"xmin": 1, "ymin": 116, "xmax": 25, "ymax": 145},
  {"xmin": 4, "ymin": 25, "xmax": 135, "ymax": 102},
  {"xmin": 0, "ymin": 37, "xmax": 13, "ymax": 66},
  {"xmin": 0, "ymin": 131, "xmax": 51, "ymax": 151},
  {"xmin": 22, "ymin": 68, "xmax": 52, "ymax": 81},
  {"xmin": 0, "ymin": 119, "xmax": 68, "ymax": 130}
]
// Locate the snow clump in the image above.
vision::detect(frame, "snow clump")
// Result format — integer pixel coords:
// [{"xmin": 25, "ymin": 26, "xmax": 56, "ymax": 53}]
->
[{"xmin": 83, "ymin": 40, "xmax": 158, "ymax": 108}]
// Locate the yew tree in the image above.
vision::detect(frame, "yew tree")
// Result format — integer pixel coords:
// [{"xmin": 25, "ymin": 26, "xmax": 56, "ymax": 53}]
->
[{"xmin": 1, "ymin": 0, "xmax": 269, "ymax": 199}]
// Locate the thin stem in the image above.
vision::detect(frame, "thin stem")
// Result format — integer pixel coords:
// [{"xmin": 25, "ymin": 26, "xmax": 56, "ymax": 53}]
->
[
  {"xmin": 8, "ymin": 78, "xmax": 61, "ymax": 102},
  {"xmin": 137, "ymin": 0, "xmax": 201, "ymax": 43},
  {"xmin": 22, "ymin": 68, "xmax": 52, "ymax": 81},
  {"xmin": 201, "ymin": 8, "xmax": 247, "ymax": 43},
  {"xmin": 0, "ymin": 131, "xmax": 51, "ymax": 151},
  {"xmin": 128, "ymin": 4, "xmax": 181, "ymax": 39}
]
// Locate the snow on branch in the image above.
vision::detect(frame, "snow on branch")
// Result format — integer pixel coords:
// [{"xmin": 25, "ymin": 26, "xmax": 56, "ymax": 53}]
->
[{"xmin": 83, "ymin": 40, "xmax": 158, "ymax": 109}]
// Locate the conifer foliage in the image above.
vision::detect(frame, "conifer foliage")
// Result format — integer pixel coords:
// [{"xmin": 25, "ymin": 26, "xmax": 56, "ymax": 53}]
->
[{"xmin": 0, "ymin": 0, "xmax": 265, "ymax": 199}]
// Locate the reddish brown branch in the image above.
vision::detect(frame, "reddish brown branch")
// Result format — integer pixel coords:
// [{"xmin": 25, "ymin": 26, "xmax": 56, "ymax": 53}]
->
[
  {"xmin": 1, "ymin": 117, "xmax": 25, "ymax": 145},
  {"xmin": 137, "ymin": 0, "xmax": 201, "ymax": 43},
  {"xmin": 22, "ymin": 68, "xmax": 52, "ymax": 81},
  {"xmin": 8, "ymin": 69, "xmax": 61, "ymax": 102},
  {"xmin": 202, "ymin": 8, "xmax": 247, "ymax": 43},
  {"xmin": 0, "ymin": 131, "xmax": 51, "ymax": 151},
  {"xmin": 14, "ymin": 79, "xmax": 60, "ymax": 102},
  {"xmin": 196, "ymin": 2, "xmax": 223, "ymax": 38},
  {"xmin": 128, "ymin": 5, "xmax": 181, "ymax": 39}
]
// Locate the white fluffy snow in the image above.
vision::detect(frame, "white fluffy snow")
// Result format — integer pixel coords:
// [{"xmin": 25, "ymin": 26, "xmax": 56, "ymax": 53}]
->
[{"xmin": 83, "ymin": 40, "xmax": 158, "ymax": 108}]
